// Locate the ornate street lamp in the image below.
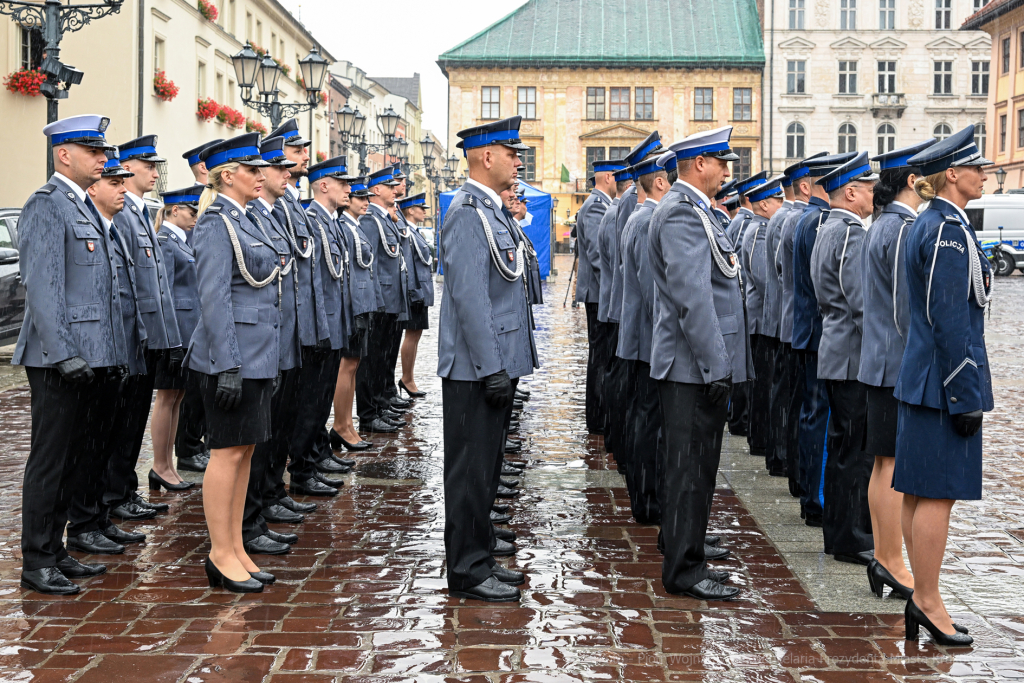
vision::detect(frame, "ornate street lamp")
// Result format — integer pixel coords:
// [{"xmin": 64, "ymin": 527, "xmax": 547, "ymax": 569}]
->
[
  {"xmin": 298, "ymin": 46, "xmax": 329, "ymax": 102},
  {"xmin": 996, "ymin": 167, "xmax": 1008, "ymax": 193},
  {"xmin": 232, "ymin": 42, "xmax": 329, "ymax": 130}
]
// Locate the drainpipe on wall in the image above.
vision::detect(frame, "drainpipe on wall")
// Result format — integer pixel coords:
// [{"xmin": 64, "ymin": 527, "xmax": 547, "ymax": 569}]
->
[{"xmin": 137, "ymin": 0, "xmax": 145, "ymax": 137}]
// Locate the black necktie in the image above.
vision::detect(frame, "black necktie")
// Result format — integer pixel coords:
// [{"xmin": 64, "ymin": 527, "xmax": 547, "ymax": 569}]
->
[{"xmin": 84, "ymin": 196, "xmax": 109, "ymax": 238}]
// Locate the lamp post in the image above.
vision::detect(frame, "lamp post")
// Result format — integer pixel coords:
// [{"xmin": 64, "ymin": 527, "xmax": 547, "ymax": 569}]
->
[
  {"xmin": 996, "ymin": 166, "xmax": 1008, "ymax": 194},
  {"xmin": 0, "ymin": 0, "xmax": 125, "ymax": 178},
  {"xmin": 335, "ymin": 104, "xmax": 405, "ymax": 175},
  {"xmin": 232, "ymin": 43, "xmax": 329, "ymax": 131}
]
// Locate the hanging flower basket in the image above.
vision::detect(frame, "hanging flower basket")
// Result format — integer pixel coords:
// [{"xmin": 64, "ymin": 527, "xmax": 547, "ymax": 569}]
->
[
  {"xmin": 197, "ymin": 97, "xmax": 220, "ymax": 122},
  {"xmin": 153, "ymin": 70, "xmax": 179, "ymax": 102},
  {"xmin": 316, "ymin": 151, "xmax": 327, "ymax": 163},
  {"xmin": 197, "ymin": 0, "xmax": 218, "ymax": 22},
  {"xmin": 317, "ymin": 90, "xmax": 328, "ymax": 107},
  {"xmin": 246, "ymin": 119, "xmax": 268, "ymax": 135},
  {"xmin": 217, "ymin": 105, "xmax": 245, "ymax": 130},
  {"xmin": 4, "ymin": 68, "xmax": 45, "ymax": 97}
]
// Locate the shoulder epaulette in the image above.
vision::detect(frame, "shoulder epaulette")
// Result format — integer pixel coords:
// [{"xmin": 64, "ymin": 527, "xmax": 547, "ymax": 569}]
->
[
  {"xmin": 35, "ymin": 184, "xmax": 56, "ymax": 195},
  {"xmin": 842, "ymin": 217, "xmax": 860, "ymax": 226},
  {"xmin": 461, "ymin": 194, "xmax": 477, "ymax": 208},
  {"xmin": 206, "ymin": 205, "xmax": 222, "ymax": 213},
  {"xmin": 157, "ymin": 232, "xmax": 169, "ymax": 242}
]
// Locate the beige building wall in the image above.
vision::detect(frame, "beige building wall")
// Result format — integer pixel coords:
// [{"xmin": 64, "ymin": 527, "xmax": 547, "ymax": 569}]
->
[{"xmin": 0, "ymin": 0, "xmax": 331, "ymax": 207}]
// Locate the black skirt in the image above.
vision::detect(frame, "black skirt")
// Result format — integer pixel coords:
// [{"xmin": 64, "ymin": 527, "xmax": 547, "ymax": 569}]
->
[
  {"xmin": 863, "ymin": 384, "xmax": 898, "ymax": 458},
  {"xmin": 196, "ymin": 372, "xmax": 273, "ymax": 448},
  {"xmin": 404, "ymin": 302, "xmax": 429, "ymax": 331},
  {"xmin": 341, "ymin": 327, "xmax": 368, "ymax": 359},
  {"xmin": 153, "ymin": 349, "xmax": 186, "ymax": 391}
]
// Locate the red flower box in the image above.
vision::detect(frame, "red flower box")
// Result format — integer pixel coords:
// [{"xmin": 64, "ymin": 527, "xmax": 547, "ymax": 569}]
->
[
  {"xmin": 316, "ymin": 151, "xmax": 327, "ymax": 163},
  {"xmin": 217, "ymin": 105, "xmax": 245, "ymax": 130},
  {"xmin": 198, "ymin": 0, "xmax": 218, "ymax": 22},
  {"xmin": 246, "ymin": 119, "xmax": 268, "ymax": 134},
  {"xmin": 4, "ymin": 68, "xmax": 46, "ymax": 97},
  {"xmin": 153, "ymin": 70, "xmax": 179, "ymax": 102},
  {"xmin": 197, "ymin": 97, "xmax": 220, "ymax": 122}
]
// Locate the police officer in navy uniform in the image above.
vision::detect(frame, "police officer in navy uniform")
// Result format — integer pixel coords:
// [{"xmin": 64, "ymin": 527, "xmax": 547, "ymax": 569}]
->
[
  {"xmin": 15, "ymin": 115, "xmax": 126, "ymax": 594},
  {"xmin": 713, "ymin": 180, "xmax": 737, "ymax": 228},
  {"xmin": 648, "ymin": 128, "xmax": 750, "ymax": 601},
  {"xmin": 183, "ymin": 139, "xmax": 224, "ymax": 189},
  {"xmin": 725, "ymin": 175, "xmax": 758, "ymax": 247},
  {"xmin": 895, "ymin": 127, "xmax": 991, "ymax": 647},
  {"xmin": 386, "ymin": 166, "xmax": 417, "ymax": 411},
  {"xmin": 396, "ymin": 192, "xmax": 435, "ymax": 398},
  {"xmin": 440, "ymin": 115, "xmax": 538, "ymax": 602}
]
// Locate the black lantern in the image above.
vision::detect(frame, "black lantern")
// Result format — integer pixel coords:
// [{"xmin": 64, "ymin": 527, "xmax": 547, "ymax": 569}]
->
[
  {"xmin": 377, "ymin": 106, "xmax": 401, "ymax": 138},
  {"xmin": 232, "ymin": 43, "xmax": 261, "ymax": 90},
  {"xmin": 298, "ymin": 45, "xmax": 329, "ymax": 97},
  {"xmin": 255, "ymin": 53, "xmax": 281, "ymax": 97}
]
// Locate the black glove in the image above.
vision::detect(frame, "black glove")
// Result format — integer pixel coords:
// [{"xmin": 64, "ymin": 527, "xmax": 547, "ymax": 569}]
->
[
  {"xmin": 56, "ymin": 356, "xmax": 94, "ymax": 383},
  {"xmin": 483, "ymin": 370, "xmax": 513, "ymax": 409},
  {"xmin": 951, "ymin": 409, "xmax": 983, "ymax": 438},
  {"xmin": 168, "ymin": 347, "xmax": 185, "ymax": 373},
  {"xmin": 707, "ymin": 375, "xmax": 732, "ymax": 407},
  {"xmin": 215, "ymin": 368, "xmax": 243, "ymax": 411},
  {"xmin": 354, "ymin": 313, "xmax": 369, "ymax": 331},
  {"xmin": 115, "ymin": 365, "xmax": 130, "ymax": 391}
]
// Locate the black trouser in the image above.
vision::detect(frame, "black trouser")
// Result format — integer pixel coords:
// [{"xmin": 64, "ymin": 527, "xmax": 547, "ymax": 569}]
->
[
  {"xmin": 727, "ymin": 381, "xmax": 749, "ymax": 436},
  {"xmin": 443, "ymin": 377, "xmax": 508, "ymax": 591},
  {"xmin": 629, "ymin": 362, "xmax": 662, "ymax": 525},
  {"xmin": 750, "ymin": 335, "xmax": 777, "ymax": 460},
  {"xmin": 823, "ymin": 380, "xmax": 874, "ymax": 556},
  {"xmin": 601, "ymin": 324, "xmax": 621, "ymax": 455},
  {"xmin": 244, "ymin": 366, "xmax": 299, "ymax": 542},
  {"xmin": 584, "ymin": 303, "xmax": 604, "ymax": 434},
  {"xmin": 658, "ymin": 380, "xmax": 728, "ymax": 593},
  {"xmin": 283, "ymin": 348, "xmax": 342, "ymax": 498},
  {"xmin": 383, "ymin": 319, "xmax": 403, "ymax": 401},
  {"xmin": 771, "ymin": 343, "xmax": 803, "ymax": 488},
  {"xmin": 357, "ymin": 312, "xmax": 398, "ymax": 424},
  {"xmin": 175, "ymin": 370, "xmax": 207, "ymax": 459},
  {"xmin": 798, "ymin": 351, "xmax": 829, "ymax": 519},
  {"xmin": 617, "ymin": 358, "xmax": 639, "ymax": 484},
  {"xmin": 23, "ymin": 367, "xmax": 121, "ymax": 570}
]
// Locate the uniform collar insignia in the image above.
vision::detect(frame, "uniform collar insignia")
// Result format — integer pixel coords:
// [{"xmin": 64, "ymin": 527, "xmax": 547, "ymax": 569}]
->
[
  {"xmin": 129, "ymin": 204, "xmax": 137, "ymax": 212},
  {"xmin": 261, "ymin": 208, "xmax": 269, "ymax": 215},
  {"xmin": 66, "ymin": 191, "xmax": 75, "ymax": 199},
  {"xmin": 230, "ymin": 209, "xmax": 239, "ymax": 217},
  {"xmin": 697, "ymin": 200, "xmax": 707, "ymax": 210}
]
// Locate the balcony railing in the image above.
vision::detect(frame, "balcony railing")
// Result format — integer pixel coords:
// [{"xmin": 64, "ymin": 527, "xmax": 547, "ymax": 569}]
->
[{"xmin": 871, "ymin": 93, "xmax": 907, "ymax": 118}]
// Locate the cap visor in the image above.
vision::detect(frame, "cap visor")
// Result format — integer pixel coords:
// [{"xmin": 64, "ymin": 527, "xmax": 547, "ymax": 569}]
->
[
  {"xmin": 285, "ymin": 138, "xmax": 311, "ymax": 148},
  {"xmin": 242, "ymin": 159, "xmax": 272, "ymax": 167},
  {"xmin": 718, "ymin": 152, "xmax": 741, "ymax": 162},
  {"xmin": 969, "ymin": 156, "xmax": 995, "ymax": 167},
  {"xmin": 79, "ymin": 139, "xmax": 115, "ymax": 149},
  {"xmin": 269, "ymin": 160, "xmax": 298, "ymax": 168},
  {"xmin": 506, "ymin": 142, "xmax": 530, "ymax": 151}
]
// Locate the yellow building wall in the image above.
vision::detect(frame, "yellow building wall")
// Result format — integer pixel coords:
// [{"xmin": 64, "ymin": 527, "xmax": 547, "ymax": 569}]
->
[{"xmin": 983, "ymin": 5, "xmax": 1024, "ymax": 193}]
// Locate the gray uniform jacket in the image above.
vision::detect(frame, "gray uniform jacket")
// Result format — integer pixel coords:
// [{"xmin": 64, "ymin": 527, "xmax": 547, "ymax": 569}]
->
[
  {"xmin": 859, "ymin": 203, "xmax": 914, "ymax": 387},
  {"xmin": 340, "ymin": 212, "xmax": 382, "ymax": 317},
  {"xmin": 596, "ymin": 197, "xmax": 621, "ymax": 322},
  {"xmin": 395, "ymin": 211, "xmax": 422, "ymax": 306},
  {"xmin": 156, "ymin": 228, "xmax": 199, "ymax": 352},
  {"xmin": 761, "ymin": 203, "xmax": 791, "ymax": 339},
  {"xmin": 306, "ymin": 202, "xmax": 349, "ymax": 350},
  {"xmin": 186, "ymin": 197, "xmax": 280, "ymax": 379},
  {"xmin": 273, "ymin": 190, "xmax": 330, "ymax": 347},
  {"xmin": 649, "ymin": 182, "xmax": 753, "ymax": 384},
  {"xmin": 248, "ymin": 201, "xmax": 300, "ymax": 371},
  {"xmin": 617, "ymin": 199, "xmax": 657, "ymax": 363},
  {"xmin": 741, "ymin": 215, "xmax": 769, "ymax": 335},
  {"xmin": 437, "ymin": 183, "xmax": 538, "ymax": 381},
  {"xmin": 112, "ymin": 220, "xmax": 147, "ymax": 376},
  {"xmin": 409, "ymin": 227, "xmax": 436, "ymax": 307},
  {"xmin": 726, "ymin": 207, "xmax": 754, "ymax": 249},
  {"xmin": 811, "ymin": 209, "xmax": 866, "ymax": 381},
  {"xmin": 361, "ymin": 204, "xmax": 407, "ymax": 317},
  {"xmin": 13, "ymin": 175, "xmax": 128, "ymax": 369},
  {"xmin": 777, "ymin": 201, "xmax": 807, "ymax": 344},
  {"xmin": 113, "ymin": 197, "xmax": 181, "ymax": 350},
  {"xmin": 510, "ymin": 218, "xmax": 542, "ymax": 306},
  {"xmin": 609, "ymin": 185, "xmax": 637, "ymax": 324},
  {"xmin": 574, "ymin": 189, "xmax": 609, "ymax": 304}
]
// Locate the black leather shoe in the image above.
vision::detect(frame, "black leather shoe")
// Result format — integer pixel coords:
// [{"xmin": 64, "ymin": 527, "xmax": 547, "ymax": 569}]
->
[
  {"xmin": 493, "ymin": 526, "xmax": 516, "ymax": 542},
  {"xmin": 705, "ymin": 535, "xmax": 721, "ymax": 547},
  {"xmin": 499, "ymin": 477, "xmax": 520, "ymax": 489},
  {"xmin": 451, "ymin": 575, "xmax": 520, "ymax": 602},
  {"xmin": 67, "ymin": 531, "xmax": 125, "ymax": 555},
  {"xmin": 386, "ymin": 404, "xmax": 408, "ymax": 415},
  {"xmin": 509, "ymin": 420, "xmax": 521, "ymax": 429},
  {"xmin": 398, "ymin": 379, "xmax": 427, "ymax": 398},
  {"xmin": 330, "ymin": 428, "xmax": 372, "ymax": 452},
  {"xmin": 390, "ymin": 397, "xmax": 412, "ymax": 409},
  {"xmin": 244, "ymin": 535, "xmax": 290, "ymax": 555},
  {"xmin": 867, "ymin": 559, "xmax": 913, "ymax": 599},
  {"xmin": 707, "ymin": 570, "xmax": 730, "ymax": 584},
  {"xmin": 495, "ymin": 485, "xmax": 520, "ymax": 499},
  {"xmin": 176, "ymin": 454, "xmax": 208, "ymax": 472},
  {"xmin": 515, "ymin": 390, "xmax": 530, "ymax": 401},
  {"xmin": 148, "ymin": 469, "xmax": 194, "ymax": 492},
  {"xmin": 110, "ymin": 501, "xmax": 158, "ymax": 521},
  {"xmin": 315, "ymin": 472, "xmax": 345, "ymax": 488},
  {"xmin": 788, "ymin": 478, "xmax": 802, "ymax": 498},
  {"xmin": 279, "ymin": 496, "xmax": 317, "ymax": 514},
  {"xmin": 680, "ymin": 578, "xmax": 741, "ymax": 601},
  {"xmin": 504, "ymin": 439, "xmax": 522, "ymax": 453},
  {"xmin": 131, "ymin": 492, "xmax": 169, "ymax": 513},
  {"xmin": 491, "ymin": 565, "xmax": 525, "ymax": 585},
  {"xmin": 362, "ymin": 419, "xmax": 398, "ymax": 433},
  {"xmin": 513, "ymin": 400, "xmax": 524, "ymax": 410},
  {"xmin": 57, "ymin": 555, "xmax": 107, "ymax": 578},
  {"xmin": 316, "ymin": 457, "xmax": 351, "ymax": 474},
  {"xmin": 21, "ymin": 567, "xmax": 79, "ymax": 595},
  {"xmin": 205, "ymin": 558, "xmax": 263, "ymax": 593},
  {"xmin": 291, "ymin": 477, "xmax": 339, "ymax": 497},
  {"xmin": 834, "ymin": 550, "xmax": 874, "ymax": 567},
  {"xmin": 704, "ymin": 544, "xmax": 731, "ymax": 561},
  {"xmin": 492, "ymin": 503, "xmax": 510, "ymax": 514},
  {"xmin": 101, "ymin": 523, "xmax": 145, "ymax": 544},
  {"xmin": 249, "ymin": 571, "xmax": 276, "ymax": 585},
  {"xmin": 508, "ymin": 424, "xmax": 520, "ymax": 434},
  {"xmin": 263, "ymin": 504, "xmax": 305, "ymax": 524},
  {"xmin": 805, "ymin": 514, "xmax": 823, "ymax": 528},
  {"xmin": 329, "ymin": 454, "xmax": 357, "ymax": 467},
  {"xmin": 265, "ymin": 529, "xmax": 298, "ymax": 545},
  {"xmin": 492, "ymin": 539, "xmax": 517, "ymax": 556},
  {"xmin": 490, "ymin": 510, "xmax": 512, "ymax": 524},
  {"xmin": 501, "ymin": 464, "xmax": 521, "ymax": 476},
  {"xmin": 380, "ymin": 415, "xmax": 405, "ymax": 428},
  {"xmin": 905, "ymin": 598, "xmax": 973, "ymax": 646}
]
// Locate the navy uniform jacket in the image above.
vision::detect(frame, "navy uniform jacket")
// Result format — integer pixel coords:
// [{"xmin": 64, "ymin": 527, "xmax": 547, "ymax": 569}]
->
[
  {"xmin": 156, "ymin": 228, "xmax": 199, "ymax": 354},
  {"xmin": 409, "ymin": 227, "xmax": 436, "ymax": 307},
  {"xmin": 596, "ymin": 197, "xmax": 620, "ymax": 322},
  {"xmin": 248, "ymin": 200, "xmax": 300, "ymax": 371},
  {"xmin": 726, "ymin": 207, "xmax": 754, "ymax": 248},
  {"xmin": 186, "ymin": 197, "xmax": 280, "ymax": 379},
  {"xmin": 859, "ymin": 203, "xmax": 914, "ymax": 388},
  {"xmin": 609, "ymin": 185, "xmax": 637, "ymax": 323},
  {"xmin": 273, "ymin": 189, "xmax": 330, "ymax": 347},
  {"xmin": 111, "ymin": 218, "xmax": 147, "ymax": 376},
  {"xmin": 811, "ymin": 209, "xmax": 865, "ymax": 380},
  {"xmin": 574, "ymin": 189, "xmax": 609, "ymax": 304},
  {"xmin": 649, "ymin": 182, "xmax": 753, "ymax": 384},
  {"xmin": 762, "ymin": 202, "xmax": 792, "ymax": 339},
  {"xmin": 792, "ymin": 197, "xmax": 830, "ymax": 351},
  {"xmin": 340, "ymin": 212, "xmax": 383, "ymax": 316},
  {"xmin": 361, "ymin": 204, "xmax": 406, "ymax": 317},
  {"xmin": 895, "ymin": 197, "xmax": 993, "ymax": 415},
  {"xmin": 306, "ymin": 201, "xmax": 349, "ymax": 350},
  {"xmin": 13, "ymin": 175, "xmax": 128, "ymax": 369},
  {"xmin": 113, "ymin": 196, "xmax": 181, "ymax": 350},
  {"xmin": 395, "ymin": 211, "xmax": 423, "ymax": 306},
  {"xmin": 714, "ymin": 207, "xmax": 731, "ymax": 229},
  {"xmin": 617, "ymin": 199, "xmax": 657, "ymax": 363},
  {"xmin": 510, "ymin": 218, "xmax": 542, "ymax": 306},
  {"xmin": 777, "ymin": 200, "xmax": 807, "ymax": 345},
  {"xmin": 741, "ymin": 214, "xmax": 769, "ymax": 335},
  {"xmin": 437, "ymin": 182, "xmax": 538, "ymax": 381}
]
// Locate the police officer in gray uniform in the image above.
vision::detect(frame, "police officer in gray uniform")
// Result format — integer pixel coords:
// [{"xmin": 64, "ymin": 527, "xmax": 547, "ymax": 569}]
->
[
  {"xmin": 725, "ymin": 176, "xmax": 756, "ymax": 247},
  {"xmin": 713, "ymin": 180, "xmax": 737, "ymax": 228},
  {"xmin": 763, "ymin": 173, "xmax": 794, "ymax": 478},
  {"xmin": 810, "ymin": 151, "xmax": 878, "ymax": 565},
  {"xmin": 16, "ymin": 115, "xmax": 127, "ymax": 594},
  {"xmin": 439, "ymin": 116, "xmax": 538, "ymax": 602},
  {"xmin": 649, "ymin": 128, "xmax": 750, "ymax": 601}
]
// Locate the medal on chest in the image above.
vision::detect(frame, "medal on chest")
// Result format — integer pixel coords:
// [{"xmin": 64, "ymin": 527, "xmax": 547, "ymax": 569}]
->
[{"xmin": 86, "ymin": 240, "xmax": 95, "ymax": 252}]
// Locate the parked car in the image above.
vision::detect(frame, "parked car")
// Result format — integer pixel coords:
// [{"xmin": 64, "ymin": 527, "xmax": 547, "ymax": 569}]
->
[
  {"xmin": 0, "ymin": 208, "xmax": 24, "ymax": 346},
  {"xmin": 965, "ymin": 193, "xmax": 1024, "ymax": 275}
]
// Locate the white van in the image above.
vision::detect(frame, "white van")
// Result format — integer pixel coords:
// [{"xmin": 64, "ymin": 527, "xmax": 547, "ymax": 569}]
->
[{"xmin": 965, "ymin": 193, "xmax": 1024, "ymax": 275}]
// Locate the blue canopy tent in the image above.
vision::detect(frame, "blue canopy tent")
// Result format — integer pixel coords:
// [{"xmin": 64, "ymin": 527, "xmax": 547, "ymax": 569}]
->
[{"xmin": 435, "ymin": 180, "xmax": 551, "ymax": 279}]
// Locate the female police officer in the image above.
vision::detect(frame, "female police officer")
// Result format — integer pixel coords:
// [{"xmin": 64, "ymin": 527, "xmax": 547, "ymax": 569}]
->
[
  {"xmin": 189, "ymin": 134, "xmax": 279, "ymax": 593},
  {"xmin": 896, "ymin": 125, "xmax": 992, "ymax": 646}
]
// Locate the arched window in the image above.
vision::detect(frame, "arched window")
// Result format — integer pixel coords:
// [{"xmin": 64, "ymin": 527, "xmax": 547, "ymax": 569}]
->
[
  {"xmin": 974, "ymin": 122, "xmax": 987, "ymax": 157},
  {"xmin": 934, "ymin": 123, "xmax": 953, "ymax": 141},
  {"xmin": 787, "ymin": 122, "xmax": 805, "ymax": 159},
  {"xmin": 838, "ymin": 123, "xmax": 857, "ymax": 154},
  {"xmin": 877, "ymin": 123, "xmax": 896, "ymax": 155}
]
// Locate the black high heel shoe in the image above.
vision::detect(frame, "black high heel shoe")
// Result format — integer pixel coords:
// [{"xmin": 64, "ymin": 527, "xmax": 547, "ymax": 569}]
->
[
  {"xmin": 398, "ymin": 379, "xmax": 427, "ymax": 398},
  {"xmin": 329, "ymin": 428, "xmax": 371, "ymax": 452},
  {"xmin": 904, "ymin": 598, "xmax": 973, "ymax": 646},
  {"xmin": 867, "ymin": 559, "xmax": 913, "ymax": 599},
  {"xmin": 249, "ymin": 570, "xmax": 276, "ymax": 585},
  {"xmin": 148, "ymin": 469, "xmax": 194, "ymax": 492},
  {"xmin": 204, "ymin": 558, "xmax": 264, "ymax": 593}
]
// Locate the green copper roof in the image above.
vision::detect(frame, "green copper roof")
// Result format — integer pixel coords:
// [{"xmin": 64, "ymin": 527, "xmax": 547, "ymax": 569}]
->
[{"xmin": 438, "ymin": 0, "xmax": 765, "ymax": 74}]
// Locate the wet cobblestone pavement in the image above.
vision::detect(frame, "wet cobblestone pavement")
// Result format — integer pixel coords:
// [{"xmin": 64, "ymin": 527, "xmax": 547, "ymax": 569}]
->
[{"xmin": 0, "ymin": 256, "xmax": 1021, "ymax": 682}]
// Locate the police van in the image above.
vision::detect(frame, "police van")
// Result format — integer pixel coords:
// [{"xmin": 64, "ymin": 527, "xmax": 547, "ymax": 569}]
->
[{"xmin": 965, "ymin": 193, "xmax": 1024, "ymax": 275}]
